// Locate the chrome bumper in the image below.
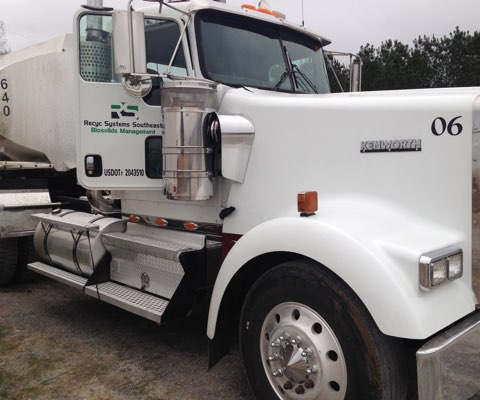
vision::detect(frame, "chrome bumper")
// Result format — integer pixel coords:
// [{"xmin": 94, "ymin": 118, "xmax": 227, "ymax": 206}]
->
[{"xmin": 417, "ymin": 311, "xmax": 480, "ymax": 399}]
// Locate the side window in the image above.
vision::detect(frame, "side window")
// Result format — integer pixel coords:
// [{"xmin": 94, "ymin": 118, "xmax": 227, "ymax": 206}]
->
[
  {"xmin": 78, "ymin": 15, "xmax": 187, "ymax": 85},
  {"xmin": 145, "ymin": 19, "xmax": 187, "ymax": 76},
  {"xmin": 144, "ymin": 18, "xmax": 188, "ymax": 106},
  {"xmin": 145, "ymin": 136, "xmax": 163, "ymax": 179},
  {"xmin": 79, "ymin": 14, "xmax": 119, "ymax": 83}
]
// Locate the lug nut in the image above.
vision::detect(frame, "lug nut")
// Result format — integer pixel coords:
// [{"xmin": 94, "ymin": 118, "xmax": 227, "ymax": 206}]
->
[
  {"xmin": 295, "ymin": 385, "xmax": 305, "ymax": 394},
  {"xmin": 283, "ymin": 381, "xmax": 293, "ymax": 390},
  {"xmin": 271, "ymin": 339, "xmax": 281, "ymax": 347},
  {"xmin": 279, "ymin": 332, "xmax": 290, "ymax": 341},
  {"xmin": 301, "ymin": 347, "xmax": 313, "ymax": 357},
  {"xmin": 273, "ymin": 368, "xmax": 284, "ymax": 377},
  {"xmin": 304, "ymin": 379, "xmax": 315, "ymax": 389},
  {"xmin": 268, "ymin": 353, "xmax": 279, "ymax": 361},
  {"xmin": 290, "ymin": 336, "xmax": 302, "ymax": 345},
  {"xmin": 306, "ymin": 365, "xmax": 317, "ymax": 374}
]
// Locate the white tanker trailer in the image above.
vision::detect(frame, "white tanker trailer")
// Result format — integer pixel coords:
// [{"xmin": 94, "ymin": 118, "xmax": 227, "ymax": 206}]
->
[
  {"xmin": 0, "ymin": 35, "xmax": 81, "ymax": 284},
  {"xmin": 2, "ymin": 0, "xmax": 480, "ymax": 399}
]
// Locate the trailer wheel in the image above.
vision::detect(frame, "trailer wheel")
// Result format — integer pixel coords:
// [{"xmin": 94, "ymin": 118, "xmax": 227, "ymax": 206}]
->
[
  {"xmin": 0, "ymin": 238, "xmax": 20, "ymax": 286},
  {"xmin": 239, "ymin": 260, "xmax": 407, "ymax": 400},
  {"xmin": 13, "ymin": 237, "xmax": 34, "ymax": 282}
]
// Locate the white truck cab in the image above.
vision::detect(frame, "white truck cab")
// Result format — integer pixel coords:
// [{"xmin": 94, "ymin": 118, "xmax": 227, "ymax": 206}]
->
[{"xmin": 0, "ymin": 0, "xmax": 477, "ymax": 398}]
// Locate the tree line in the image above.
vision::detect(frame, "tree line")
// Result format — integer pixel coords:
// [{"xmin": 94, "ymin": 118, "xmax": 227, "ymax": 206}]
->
[{"xmin": 329, "ymin": 27, "xmax": 480, "ymax": 92}]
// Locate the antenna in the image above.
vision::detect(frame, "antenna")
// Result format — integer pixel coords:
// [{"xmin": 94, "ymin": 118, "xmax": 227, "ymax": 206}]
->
[{"xmin": 301, "ymin": 0, "xmax": 305, "ymax": 27}]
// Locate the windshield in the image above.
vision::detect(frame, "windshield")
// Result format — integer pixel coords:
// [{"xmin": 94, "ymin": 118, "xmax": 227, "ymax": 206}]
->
[{"xmin": 196, "ymin": 10, "xmax": 330, "ymax": 94}]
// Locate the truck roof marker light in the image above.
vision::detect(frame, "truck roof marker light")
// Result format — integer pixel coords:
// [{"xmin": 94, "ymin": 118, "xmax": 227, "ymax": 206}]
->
[
  {"xmin": 270, "ymin": 10, "xmax": 286, "ymax": 19},
  {"xmin": 257, "ymin": 7, "xmax": 275, "ymax": 16},
  {"xmin": 241, "ymin": 3, "xmax": 285, "ymax": 18},
  {"xmin": 298, "ymin": 191, "xmax": 318, "ymax": 217},
  {"xmin": 128, "ymin": 215, "xmax": 141, "ymax": 223},
  {"xmin": 155, "ymin": 218, "xmax": 168, "ymax": 227}
]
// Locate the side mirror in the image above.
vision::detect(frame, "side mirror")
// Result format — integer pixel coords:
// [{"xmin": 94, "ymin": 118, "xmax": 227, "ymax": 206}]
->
[
  {"xmin": 112, "ymin": 10, "xmax": 152, "ymax": 97},
  {"xmin": 349, "ymin": 57, "xmax": 362, "ymax": 92},
  {"xmin": 324, "ymin": 51, "xmax": 362, "ymax": 93}
]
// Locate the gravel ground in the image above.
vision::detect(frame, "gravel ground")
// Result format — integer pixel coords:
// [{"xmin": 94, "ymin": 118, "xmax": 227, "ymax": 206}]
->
[
  {"xmin": 0, "ymin": 275, "xmax": 251, "ymax": 400},
  {"xmin": 1, "ymin": 274, "xmax": 480, "ymax": 400}
]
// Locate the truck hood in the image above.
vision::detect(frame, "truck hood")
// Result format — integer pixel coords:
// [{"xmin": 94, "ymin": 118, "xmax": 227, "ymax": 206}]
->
[{"xmin": 219, "ymin": 86, "xmax": 477, "ymax": 297}]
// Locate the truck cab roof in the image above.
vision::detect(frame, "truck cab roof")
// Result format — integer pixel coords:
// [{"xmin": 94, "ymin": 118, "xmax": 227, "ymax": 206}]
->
[{"xmin": 139, "ymin": 0, "xmax": 331, "ymax": 47}]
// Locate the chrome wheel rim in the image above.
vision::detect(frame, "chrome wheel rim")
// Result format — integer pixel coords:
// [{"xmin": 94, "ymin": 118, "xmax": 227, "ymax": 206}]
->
[{"xmin": 260, "ymin": 302, "xmax": 347, "ymax": 399}]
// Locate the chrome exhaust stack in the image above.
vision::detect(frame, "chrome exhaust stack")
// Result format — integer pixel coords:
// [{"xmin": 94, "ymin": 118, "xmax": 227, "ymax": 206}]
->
[{"xmin": 161, "ymin": 80, "xmax": 219, "ymax": 201}]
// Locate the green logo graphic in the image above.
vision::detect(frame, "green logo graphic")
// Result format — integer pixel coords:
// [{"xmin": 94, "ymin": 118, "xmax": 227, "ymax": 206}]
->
[{"xmin": 111, "ymin": 103, "xmax": 139, "ymax": 119}]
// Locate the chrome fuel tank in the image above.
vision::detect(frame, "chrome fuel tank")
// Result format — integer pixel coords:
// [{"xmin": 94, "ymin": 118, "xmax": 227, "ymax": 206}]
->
[{"xmin": 33, "ymin": 210, "xmax": 126, "ymax": 276}]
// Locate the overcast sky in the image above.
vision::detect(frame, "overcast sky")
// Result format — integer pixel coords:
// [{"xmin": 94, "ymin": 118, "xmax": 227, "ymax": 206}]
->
[{"xmin": 1, "ymin": 0, "xmax": 480, "ymax": 53}]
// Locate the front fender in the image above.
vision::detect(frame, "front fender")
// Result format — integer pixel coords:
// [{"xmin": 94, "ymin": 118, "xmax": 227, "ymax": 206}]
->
[{"xmin": 208, "ymin": 205, "xmax": 475, "ymax": 340}]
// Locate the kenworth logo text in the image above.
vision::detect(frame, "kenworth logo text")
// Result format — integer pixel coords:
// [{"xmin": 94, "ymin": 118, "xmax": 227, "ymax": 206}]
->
[{"xmin": 360, "ymin": 139, "xmax": 422, "ymax": 153}]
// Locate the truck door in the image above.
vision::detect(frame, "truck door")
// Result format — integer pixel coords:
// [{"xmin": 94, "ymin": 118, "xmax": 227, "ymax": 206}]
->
[{"xmin": 76, "ymin": 12, "xmax": 190, "ymax": 189}]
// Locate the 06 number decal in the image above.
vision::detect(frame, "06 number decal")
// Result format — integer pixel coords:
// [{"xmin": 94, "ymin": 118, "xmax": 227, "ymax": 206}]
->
[{"xmin": 431, "ymin": 116, "xmax": 463, "ymax": 136}]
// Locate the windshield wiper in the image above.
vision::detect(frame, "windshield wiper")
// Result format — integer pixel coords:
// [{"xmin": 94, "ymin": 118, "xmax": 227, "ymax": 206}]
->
[
  {"xmin": 273, "ymin": 46, "xmax": 297, "ymax": 92},
  {"xmin": 292, "ymin": 64, "xmax": 318, "ymax": 94},
  {"xmin": 273, "ymin": 65, "xmax": 318, "ymax": 94},
  {"xmin": 273, "ymin": 47, "xmax": 318, "ymax": 94},
  {"xmin": 273, "ymin": 67, "xmax": 294, "ymax": 91}
]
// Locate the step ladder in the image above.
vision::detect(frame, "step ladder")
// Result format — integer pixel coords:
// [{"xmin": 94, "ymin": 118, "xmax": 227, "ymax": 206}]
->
[
  {"xmin": 28, "ymin": 220, "xmax": 208, "ymax": 324},
  {"xmin": 29, "ymin": 261, "xmax": 169, "ymax": 323}
]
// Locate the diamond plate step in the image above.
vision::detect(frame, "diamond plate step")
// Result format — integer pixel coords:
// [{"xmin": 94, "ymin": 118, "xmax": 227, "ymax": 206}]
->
[
  {"xmin": 84, "ymin": 282, "xmax": 168, "ymax": 323},
  {"xmin": 29, "ymin": 261, "xmax": 87, "ymax": 289},
  {"xmin": 28, "ymin": 261, "xmax": 168, "ymax": 323},
  {"xmin": 102, "ymin": 232, "xmax": 195, "ymax": 261}
]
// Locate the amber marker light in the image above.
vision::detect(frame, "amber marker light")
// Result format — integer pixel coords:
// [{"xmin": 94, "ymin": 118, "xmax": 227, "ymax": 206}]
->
[
  {"xmin": 184, "ymin": 222, "xmax": 199, "ymax": 231},
  {"xmin": 297, "ymin": 191, "xmax": 318, "ymax": 217},
  {"xmin": 257, "ymin": 7, "xmax": 276, "ymax": 15},
  {"xmin": 128, "ymin": 215, "xmax": 141, "ymax": 223},
  {"xmin": 241, "ymin": 3, "xmax": 285, "ymax": 18},
  {"xmin": 272, "ymin": 10, "xmax": 286, "ymax": 18},
  {"xmin": 155, "ymin": 218, "xmax": 168, "ymax": 227}
]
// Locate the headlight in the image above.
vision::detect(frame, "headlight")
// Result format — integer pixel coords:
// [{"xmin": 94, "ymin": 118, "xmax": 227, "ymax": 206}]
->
[
  {"xmin": 419, "ymin": 247, "xmax": 463, "ymax": 290},
  {"xmin": 448, "ymin": 252, "xmax": 463, "ymax": 279},
  {"xmin": 431, "ymin": 258, "xmax": 449, "ymax": 286}
]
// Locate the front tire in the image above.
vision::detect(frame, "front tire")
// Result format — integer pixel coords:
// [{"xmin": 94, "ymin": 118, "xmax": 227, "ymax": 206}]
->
[{"xmin": 239, "ymin": 260, "xmax": 407, "ymax": 400}]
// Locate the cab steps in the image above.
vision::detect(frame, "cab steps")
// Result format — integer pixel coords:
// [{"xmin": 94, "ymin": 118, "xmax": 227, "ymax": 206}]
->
[{"xmin": 28, "ymin": 261, "xmax": 169, "ymax": 323}]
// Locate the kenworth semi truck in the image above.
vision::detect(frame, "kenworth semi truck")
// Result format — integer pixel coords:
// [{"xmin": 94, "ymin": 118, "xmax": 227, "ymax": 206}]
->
[{"xmin": 1, "ymin": 0, "xmax": 480, "ymax": 398}]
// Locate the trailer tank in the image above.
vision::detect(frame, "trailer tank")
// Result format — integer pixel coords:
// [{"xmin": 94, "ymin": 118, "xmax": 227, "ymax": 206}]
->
[
  {"xmin": 0, "ymin": 34, "xmax": 76, "ymax": 170},
  {"xmin": 0, "ymin": 35, "xmax": 78, "ymax": 285}
]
